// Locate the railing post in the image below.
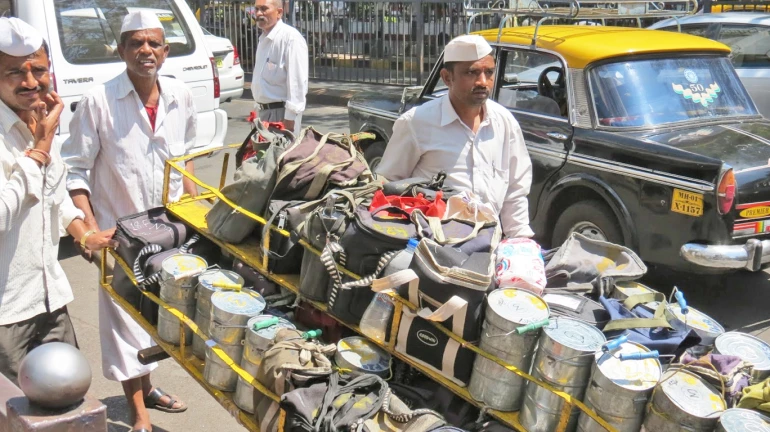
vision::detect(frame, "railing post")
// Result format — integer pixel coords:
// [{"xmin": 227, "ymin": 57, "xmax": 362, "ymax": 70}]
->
[{"xmin": 416, "ymin": 0, "xmax": 425, "ymax": 83}]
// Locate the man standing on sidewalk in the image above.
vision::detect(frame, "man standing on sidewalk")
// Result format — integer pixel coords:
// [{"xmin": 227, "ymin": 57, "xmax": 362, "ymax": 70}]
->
[
  {"xmin": 63, "ymin": 10, "xmax": 197, "ymax": 432},
  {"xmin": 0, "ymin": 17, "xmax": 115, "ymax": 383},
  {"xmin": 252, "ymin": 0, "xmax": 308, "ymax": 137}
]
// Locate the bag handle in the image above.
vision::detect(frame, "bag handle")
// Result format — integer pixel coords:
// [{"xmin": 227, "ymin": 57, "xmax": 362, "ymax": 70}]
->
[
  {"xmin": 370, "ymin": 205, "xmax": 412, "ymax": 220},
  {"xmin": 371, "ymin": 269, "xmax": 468, "ymax": 336},
  {"xmin": 412, "ymin": 210, "xmax": 486, "ymax": 245},
  {"xmin": 603, "ymin": 300, "xmax": 674, "ymax": 331},
  {"xmin": 623, "ymin": 292, "xmax": 666, "ymax": 310}
]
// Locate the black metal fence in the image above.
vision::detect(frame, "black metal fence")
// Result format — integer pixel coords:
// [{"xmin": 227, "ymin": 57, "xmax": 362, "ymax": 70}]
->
[{"xmin": 187, "ymin": 0, "xmax": 495, "ymax": 85}]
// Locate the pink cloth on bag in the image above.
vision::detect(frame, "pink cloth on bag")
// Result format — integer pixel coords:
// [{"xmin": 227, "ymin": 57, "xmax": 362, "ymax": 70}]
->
[{"xmin": 495, "ymin": 238, "xmax": 546, "ymax": 296}]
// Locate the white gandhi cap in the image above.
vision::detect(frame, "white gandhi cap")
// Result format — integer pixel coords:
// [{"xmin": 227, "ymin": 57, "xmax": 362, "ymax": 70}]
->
[
  {"xmin": 444, "ymin": 35, "xmax": 493, "ymax": 62},
  {"xmin": 0, "ymin": 17, "xmax": 44, "ymax": 57},
  {"xmin": 120, "ymin": 10, "xmax": 165, "ymax": 35}
]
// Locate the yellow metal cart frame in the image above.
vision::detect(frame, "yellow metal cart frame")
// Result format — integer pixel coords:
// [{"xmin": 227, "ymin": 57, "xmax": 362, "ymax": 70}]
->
[{"xmin": 98, "ymin": 144, "xmax": 617, "ymax": 432}]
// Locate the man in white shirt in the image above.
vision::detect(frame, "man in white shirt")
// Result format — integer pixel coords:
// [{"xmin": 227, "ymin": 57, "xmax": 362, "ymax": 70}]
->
[
  {"xmin": 63, "ymin": 11, "xmax": 196, "ymax": 432},
  {"xmin": 0, "ymin": 18, "xmax": 115, "ymax": 384},
  {"xmin": 376, "ymin": 35, "xmax": 534, "ymax": 239},
  {"xmin": 252, "ymin": 0, "xmax": 308, "ymax": 137}
]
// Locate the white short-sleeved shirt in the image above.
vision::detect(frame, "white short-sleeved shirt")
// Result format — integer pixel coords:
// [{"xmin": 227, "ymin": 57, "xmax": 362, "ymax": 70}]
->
[{"xmin": 376, "ymin": 96, "xmax": 534, "ymax": 238}]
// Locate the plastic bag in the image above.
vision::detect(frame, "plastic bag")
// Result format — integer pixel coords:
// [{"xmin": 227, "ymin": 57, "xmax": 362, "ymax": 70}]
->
[{"xmin": 495, "ymin": 238, "xmax": 546, "ymax": 295}]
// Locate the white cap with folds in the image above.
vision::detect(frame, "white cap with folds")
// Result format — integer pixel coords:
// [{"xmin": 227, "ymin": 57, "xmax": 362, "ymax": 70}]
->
[
  {"xmin": 444, "ymin": 34, "xmax": 493, "ymax": 62},
  {"xmin": 0, "ymin": 17, "xmax": 44, "ymax": 57},
  {"xmin": 120, "ymin": 10, "xmax": 165, "ymax": 35}
]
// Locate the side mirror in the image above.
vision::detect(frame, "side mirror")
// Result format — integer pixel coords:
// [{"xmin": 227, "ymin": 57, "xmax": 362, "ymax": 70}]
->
[{"xmin": 400, "ymin": 86, "xmax": 424, "ymax": 112}]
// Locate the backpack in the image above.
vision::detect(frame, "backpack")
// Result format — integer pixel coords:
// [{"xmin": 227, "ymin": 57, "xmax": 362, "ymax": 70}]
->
[
  {"xmin": 254, "ymin": 328, "xmax": 336, "ymax": 432},
  {"xmin": 206, "ymin": 121, "xmax": 295, "ymax": 244}
]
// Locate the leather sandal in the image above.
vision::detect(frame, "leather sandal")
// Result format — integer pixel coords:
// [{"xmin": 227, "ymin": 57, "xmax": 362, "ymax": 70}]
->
[{"xmin": 143, "ymin": 387, "xmax": 187, "ymax": 413}]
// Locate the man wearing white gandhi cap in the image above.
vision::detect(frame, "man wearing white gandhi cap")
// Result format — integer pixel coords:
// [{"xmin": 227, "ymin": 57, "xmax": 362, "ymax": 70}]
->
[
  {"xmin": 63, "ymin": 10, "xmax": 198, "ymax": 431},
  {"xmin": 377, "ymin": 34, "xmax": 534, "ymax": 239},
  {"xmin": 0, "ymin": 17, "xmax": 116, "ymax": 383}
]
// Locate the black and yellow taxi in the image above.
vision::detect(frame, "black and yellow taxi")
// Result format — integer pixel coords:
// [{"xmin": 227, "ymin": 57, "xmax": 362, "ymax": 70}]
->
[{"xmin": 348, "ymin": 24, "xmax": 770, "ymax": 272}]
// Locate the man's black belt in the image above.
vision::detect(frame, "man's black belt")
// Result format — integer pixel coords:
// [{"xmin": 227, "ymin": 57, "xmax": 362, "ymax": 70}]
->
[{"xmin": 256, "ymin": 101, "xmax": 285, "ymax": 111}]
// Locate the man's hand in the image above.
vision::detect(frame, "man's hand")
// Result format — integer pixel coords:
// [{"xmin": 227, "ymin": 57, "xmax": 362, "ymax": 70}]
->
[
  {"xmin": 84, "ymin": 227, "xmax": 118, "ymax": 252},
  {"xmin": 32, "ymin": 91, "xmax": 64, "ymax": 154},
  {"xmin": 282, "ymin": 119, "xmax": 295, "ymax": 132}
]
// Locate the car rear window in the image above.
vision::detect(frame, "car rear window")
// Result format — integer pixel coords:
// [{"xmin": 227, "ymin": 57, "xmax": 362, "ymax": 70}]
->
[
  {"xmin": 54, "ymin": 0, "xmax": 195, "ymax": 65},
  {"xmin": 718, "ymin": 24, "xmax": 770, "ymax": 68}
]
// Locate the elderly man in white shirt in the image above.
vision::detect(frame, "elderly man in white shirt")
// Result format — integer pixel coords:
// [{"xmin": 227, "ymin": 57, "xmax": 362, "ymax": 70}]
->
[
  {"xmin": 63, "ymin": 11, "xmax": 196, "ymax": 432},
  {"xmin": 252, "ymin": 0, "xmax": 308, "ymax": 136},
  {"xmin": 0, "ymin": 18, "xmax": 115, "ymax": 384},
  {"xmin": 376, "ymin": 35, "xmax": 534, "ymax": 239}
]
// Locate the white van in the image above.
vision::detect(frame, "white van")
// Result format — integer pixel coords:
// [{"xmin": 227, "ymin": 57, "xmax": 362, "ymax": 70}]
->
[{"xmin": 10, "ymin": 0, "xmax": 228, "ymax": 151}]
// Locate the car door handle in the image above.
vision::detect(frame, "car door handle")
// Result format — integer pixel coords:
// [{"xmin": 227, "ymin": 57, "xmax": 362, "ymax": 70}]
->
[{"xmin": 547, "ymin": 132, "xmax": 568, "ymax": 141}]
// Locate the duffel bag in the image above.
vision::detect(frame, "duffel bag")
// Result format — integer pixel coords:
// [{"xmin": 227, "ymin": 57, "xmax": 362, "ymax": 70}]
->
[
  {"xmin": 373, "ymin": 269, "xmax": 477, "ymax": 387},
  {"xmin": 299, "ymin": 186, "xmax": 380, "ymax": 301},
  {"xmin": 405, "ymin": 238, "xmax": 495, "ymax": 342},
  {"xmin": 254, "ymin": 328, "xmax": 336, "ymax": 432},
  {"xmin": 411, "ymin": 209, "xmax": 500, "ymax": 255},
  {"xmin": 281, "ymin": 372, "xmax": 445, "ymax": 432},
  {"xmin": 545, "ymin": 233, "xmax": 647, "ymax": 297},
  {"xmin": 111, "ymin": 207, "xmax": 191, "ymax": 309},
  {"xmin": 338, "ymin": 205, "xmax": 417, "ymax": 276},
  {"xmin": 542, "ymin": 293, "xmax": 610, "ymax": 329},
  {"xmin": 600, "ymin": 294, "xmax": 701, "ymax": 356},
  {"xmin": 273, "ymin": 127, "xmax": 374, "ymax": 202},
  {"xmin": 382, "ymin": 170, "xmax": 460, "ymax": 202},
  {"xmin": 260, "ymin": 199, "xmax": 311, "ymax": 274},
  {"xmin": 206, "ymin": 121, "xmax": 294, "ymax": 244}
]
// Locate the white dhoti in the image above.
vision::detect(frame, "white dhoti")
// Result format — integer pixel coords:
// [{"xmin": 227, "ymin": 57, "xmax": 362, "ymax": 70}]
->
[{"xmin": 98, "ymin": 261, "xmax": 157, "ymax": 381}]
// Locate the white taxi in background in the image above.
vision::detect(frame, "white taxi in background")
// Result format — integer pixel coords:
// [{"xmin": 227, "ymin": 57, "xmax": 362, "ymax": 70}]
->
[{"xmin": 202, "ymin": 28, "xmax": 244, "ymax": 103}]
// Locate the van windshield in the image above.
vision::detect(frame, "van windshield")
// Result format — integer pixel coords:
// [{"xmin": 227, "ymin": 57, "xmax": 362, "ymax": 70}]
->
[{"xmin": 54, "ymin": 0, "xmax": 195, "ymax": 65}]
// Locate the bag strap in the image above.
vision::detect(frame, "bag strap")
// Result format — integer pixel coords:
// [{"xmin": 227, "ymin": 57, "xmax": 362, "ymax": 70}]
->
[
  {"xmin": 603, "ymin": 300, "xmax": 674, "ymax": 331},
  {"xmin": 371, "ymin": 269, "xmax": 468, "ymax": 336},
  {"xmin": 327, "ymin": 250, "xmax": 398, "ymax": 311},
  {"xmin": 316, "ymin": 373, "xmax": 387, "ymax": 432},
  {"xmin": 623, "ymin": 292, "xmax": 666, "ymax": 310},
  {"xmin": 411, "ymin": 209, "xmax": 486, "ymax": 246},
  {"xmin": 134, "ymin": 234, "xmax": 201, "ymax": 289}
]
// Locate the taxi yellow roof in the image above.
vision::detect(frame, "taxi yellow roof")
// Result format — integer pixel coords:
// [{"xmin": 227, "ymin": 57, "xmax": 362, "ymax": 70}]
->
[{"xmin": 473, "ymin": 26, "xmax": 731, "ymax": 68}]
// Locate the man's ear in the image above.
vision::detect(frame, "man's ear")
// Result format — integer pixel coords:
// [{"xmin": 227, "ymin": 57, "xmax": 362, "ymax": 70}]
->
[{"xmin": 440, "ymin": 68, "xmax": 451, "ymax": 88}]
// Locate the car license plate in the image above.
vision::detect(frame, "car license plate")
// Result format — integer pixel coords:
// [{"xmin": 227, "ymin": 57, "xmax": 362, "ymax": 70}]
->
[
  {"xmin": 216, "ymin": 58, "xmax": 223, "ymax": 68},
  {"xmin": 671, "ymin": 188, "xmax": 703, "ymax": 217}
]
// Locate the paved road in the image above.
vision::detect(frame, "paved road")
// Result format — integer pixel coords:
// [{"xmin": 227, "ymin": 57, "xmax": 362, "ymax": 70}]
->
[
  {"xmin": 58, "ymin": 98, "xmax": 770, "ymax": 431},
  {"xmin": 59, "ymin": 100, "xmax": 347, "ymax": 432}
]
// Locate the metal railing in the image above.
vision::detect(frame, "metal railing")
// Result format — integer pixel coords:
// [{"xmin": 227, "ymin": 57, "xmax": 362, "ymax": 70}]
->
[{"xmin": 189, "ymin": 0, "xmax": 494, "ymax": 85}]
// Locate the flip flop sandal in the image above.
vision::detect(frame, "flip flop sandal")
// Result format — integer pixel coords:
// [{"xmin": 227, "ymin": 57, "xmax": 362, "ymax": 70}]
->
[{"xmin": 143, "ymin": 387, "xmax": 188, "ymax": 413}]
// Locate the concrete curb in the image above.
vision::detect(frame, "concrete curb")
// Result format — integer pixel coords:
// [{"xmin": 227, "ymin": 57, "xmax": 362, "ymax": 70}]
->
[{"xmin": 242, "ymin": 85, "xmax": 355, "ymax": 107}]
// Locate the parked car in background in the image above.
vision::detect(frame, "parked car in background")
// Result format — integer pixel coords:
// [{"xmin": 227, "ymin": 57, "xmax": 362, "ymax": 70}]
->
[
  {"xmin": 650, "ymin": 13, "xmax": 770, "ymax": 118},
  {"xmin": 12, "ymin": 0, "xmax": 228, "ymax": 151},
  {"xmin": 203, "ymin": 28, "xmax": 244, "ymax": 103},
  {"xmin": 350, "ymin": 25, "xmax": 770, "ymax": 273}
]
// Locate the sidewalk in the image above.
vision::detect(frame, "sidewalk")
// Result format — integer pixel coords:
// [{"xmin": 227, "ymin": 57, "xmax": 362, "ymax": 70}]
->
[{"xmin": 242, "ymin": 74, "xmax": 405, "ymax": 107}]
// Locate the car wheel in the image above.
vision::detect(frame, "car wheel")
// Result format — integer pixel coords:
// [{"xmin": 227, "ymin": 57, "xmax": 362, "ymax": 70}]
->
[
  {"xmin": 363, "ymin": 140, "xmax": 386, "ymax": 172},
  {"xmin": 551, "ymin": 200, "xmax": 624, "ymax": 248}
]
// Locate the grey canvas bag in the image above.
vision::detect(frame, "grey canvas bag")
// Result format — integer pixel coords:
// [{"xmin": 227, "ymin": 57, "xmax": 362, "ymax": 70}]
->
[{"xmin": 206, "ymin": 121, "xmax": 295, "ymax": 243}]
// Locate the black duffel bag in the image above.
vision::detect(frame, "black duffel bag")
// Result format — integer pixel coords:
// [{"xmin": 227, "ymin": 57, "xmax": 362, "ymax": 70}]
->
[{"xmin": 382, "ymin": 171, "xmax": 460, "ymax": 201}]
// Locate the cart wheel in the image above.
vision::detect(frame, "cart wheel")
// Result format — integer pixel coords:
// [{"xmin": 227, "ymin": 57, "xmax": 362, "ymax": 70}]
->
[
  {"xmin": 363, "ymin": 140, "xmax": 386, "ymax": 172},
  {"xmin": 551, "ymin": 199, "xmax": 623, "ymax": 247}
]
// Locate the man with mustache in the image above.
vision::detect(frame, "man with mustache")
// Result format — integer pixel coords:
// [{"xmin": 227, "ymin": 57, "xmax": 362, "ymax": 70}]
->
[
  {"xmin": 0, "ymin": 17, "xmax": 116, "ymax": 383},
  {"xmin": 377, "ymin": 35, "xmax": 534, "ymax": 239},
  {"xmin": 63, "ymin": 10, "xmax": 196, "ymax": 432},
  {"xmin": 252, "ymin": 0, "xmax": 308, "ymax": 137}
]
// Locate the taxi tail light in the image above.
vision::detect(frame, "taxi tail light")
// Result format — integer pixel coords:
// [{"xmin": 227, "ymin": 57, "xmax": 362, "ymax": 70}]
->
[
  {"xmin": 210, "ymin": 56, "xmax": 220, "ymax": 99},
  {"xmin": 233, "ymin": 46, "xmax": 240, "ymax": 65},
  {"xmin": 717, "ymin": 167, "xmax": 736, "ymax": 215}
]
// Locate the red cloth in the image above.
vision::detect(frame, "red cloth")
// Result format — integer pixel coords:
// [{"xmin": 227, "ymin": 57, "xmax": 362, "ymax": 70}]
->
[
  {"xmin": 145, "ymin": 105, "xmax": 158, "ymax": 131},
  {"xmin": 369, "ymin": 190, "xmax": 446, "ymax": 218}
]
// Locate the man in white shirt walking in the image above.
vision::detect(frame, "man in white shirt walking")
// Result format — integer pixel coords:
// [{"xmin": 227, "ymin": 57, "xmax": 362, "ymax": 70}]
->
[
  {"xmin": 0, "ymin": 18, "xmax": 115, "ymax": 384},
  {"xmin": 376, "ymin": 35, "xmax": 534, "ymax": 239},
  {"xmin": 63, "ymin": 11, "xmax": 197, "ymax": 432},
  {"xmin": 252, "ymin": 0, "xmax": 308, "ymax": 137}
]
